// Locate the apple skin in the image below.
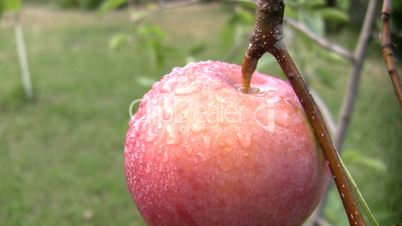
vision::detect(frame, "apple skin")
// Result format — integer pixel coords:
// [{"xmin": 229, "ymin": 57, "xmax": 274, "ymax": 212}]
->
[{"xmin": 125, "ymin": 61, "xmax": 329, "ymax": 226}]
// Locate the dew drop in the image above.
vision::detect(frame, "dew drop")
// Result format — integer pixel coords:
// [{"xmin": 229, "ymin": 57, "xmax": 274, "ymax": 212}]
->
[
  {"xmin": 166, "ymin": 124, "xmax": 179, "ymax": 145},
  {"xmin": 145, "ymin": 129, "xmax": 157, "ymax": 142},
  {"xmin": 175, "ymin": 81, "xmax": 201, "ymax": 96},
  {"xmin": 191, "ymin": 121, "xmax": 206, "ymax": 133},
  {"xmin": 162, "ymin": 98, "xmax": 174, "ymax": 121},
  {"xmin": 237, "ymin": 130, "xmax": 253, "ymax": 149},
  {"xmin": 163, "ymin": 151, "xmax": 169, "ymax": 162},
  {"xmin": 160, "ymin": 79, "xmax": 178, "ymax": 93},
  {"xmin": 202, "ymin": 136, "xmax": 212, "ymax": 149},
  {"xmin": 145, "ymin": 162, "xmax": 151, "ymax": 173}
]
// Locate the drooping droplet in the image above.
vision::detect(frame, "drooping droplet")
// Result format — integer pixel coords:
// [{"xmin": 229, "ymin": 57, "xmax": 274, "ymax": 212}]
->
[
  {"xmin": 163, "ymin": 151, "xmax": 169, "ymax": 162},
  {"xmin": 175, "ymin": 81, "xmax": 201, "ymax": 96},
  {"xmin": 202, "ymin": 136, "xmax": 212, "ymax": 149},
  {"xmin": 160, "ymin": 78, "xmax": 178, "ymax": 93},
  {"xmin": 191, "ymin": 121, "xmax": 206, "ymax": 133},
  {"xmin": 162, "ymin": 98, "xmax": 174, "ymax": 121},
  {"xmin": 144, "ymin": 162, "xmax": 151, "ymax": 173},
  {"xmin": 145, "ymin": 127, "xmax": 157, "ymax": 142},
  {"xmin": 237, "ymin": 130, "xmax": 253, "ymax": 149},
  {"xmin": 166, "ymin": 124, "xmax": 179, "ymax": 145}
]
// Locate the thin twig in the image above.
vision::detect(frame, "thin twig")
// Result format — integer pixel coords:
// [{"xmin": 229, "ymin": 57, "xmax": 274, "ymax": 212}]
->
[
  {"xmin": 285, "ymin": 18, "xmax": 355, "ymax": 63},
  {"xmin": 129, "ymin": 0, "xmax": 200, "ymax": 24},
  {"xmin": 241, "ymin": 0, "xmax": 366, "ymax": 225},
  {"xmin": 312, "ymin": 0, "xmax": 380, "ymax": 223},
  {"xmin": 335, "ymin": 0, "xmax": 379, "ymax": 151},
  {"xmin": 381, "ymin": 0, "xmax": 402, "ymax": 106}
]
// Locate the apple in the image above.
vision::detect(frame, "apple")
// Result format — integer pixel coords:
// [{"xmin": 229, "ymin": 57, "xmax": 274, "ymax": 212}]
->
[{"xmin": 124, "ymin": 61, "xmax": 329, "ymax": 226}]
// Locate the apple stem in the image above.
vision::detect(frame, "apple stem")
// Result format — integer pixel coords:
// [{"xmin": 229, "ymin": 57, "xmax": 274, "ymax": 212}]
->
[{"xmin": 241, "ymin": 0, "xmax": 366, "ymax": 225}]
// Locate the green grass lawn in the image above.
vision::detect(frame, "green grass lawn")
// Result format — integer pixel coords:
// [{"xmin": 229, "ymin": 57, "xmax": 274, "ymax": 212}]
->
[{"xmin": 0, "ymin": 4, "xmax": 401, "ymax": 226}]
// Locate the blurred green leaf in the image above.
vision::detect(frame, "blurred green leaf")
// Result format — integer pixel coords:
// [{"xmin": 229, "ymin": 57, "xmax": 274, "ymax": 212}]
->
[
  {"xmin": 284, "ymin": 5, "xmax": 297, "ymax": 18},
  {"xmin": 343, "ymin": 150, "xmax": 387, "ymax": 173},
  {"xmin": 298, "ymin": 10, "xmax": 324, "ymax": 36},
  {"xmin": 189, "ymin": 43, "xmax": 206, "ymax": 56},
  {"xmin": 1, "ymin": 0, "xmax": 22, "ymax": 12},
  {"xmin": 99, "ymin": 0, "xmax": 127, "ymax": 14},
  {"xmin": 220, "ymin": 24, "xmax": 236, "ymax": 49},
  {"xmin": 319, "ymin": 8, "xmax": 349, "ymax": 23},
  {"xmin": 135, "ymin": 76, "xmax": 156, "ymax": 88},
  {"xmin": 298, "ymin": 0, "xmax": 325, "ymax": 8},
  {"xmin": 227, "ymin": 0, "xmax": 256, "ymax": 11},
  {"xmin": 109, "ymin": 32, "xmax": 130, "ymax": 50}
]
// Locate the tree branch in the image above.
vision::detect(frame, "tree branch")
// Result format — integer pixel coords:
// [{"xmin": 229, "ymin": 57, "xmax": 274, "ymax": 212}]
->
[
  {"xmin": 129, "ymin": 0, "xmax": 200, "ymax": 24},
  {"xmin": 381, "ymin": 0, "xmax": 402, "ymax": 106},
  {"xmin": 284, "ymin": 18, "xmax": 355, "ymax": 63},
  {"xmin": 335, "ymin": 0, "xmax": 379, "ymax": 151},
  {"xmin": 241, "ymin": 0, "xmax": 366, "ymax": 225}
]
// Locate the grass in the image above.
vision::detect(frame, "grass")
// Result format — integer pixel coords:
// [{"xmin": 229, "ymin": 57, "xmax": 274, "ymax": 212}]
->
[{"xmin": 0, "ymin": 3, "xmax": 401, "ymax": 226}]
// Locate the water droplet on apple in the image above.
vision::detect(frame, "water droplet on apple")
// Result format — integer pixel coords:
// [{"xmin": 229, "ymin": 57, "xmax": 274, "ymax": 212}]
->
[
  {"xmin": 202, "ymin": 136, "xmax": 212, "ymax": 149},
  {"xmin": 145, "ymin": 162, "xmax": 151, "ymax": 173},
  {"xmin": 175, "ymin": 81, "xmax": 201, "ymax": 96},
  {"xmin": 160, "ymin": 78, "xmax": 178, "ymax": 93},
  {"xmin": 163, "ymin": 151, "xmax": 169, "ymax": 162},
  {"xmin": 166, "ymin": 124, "xmax": 179, "ymax": 145},
  {"xmin": 191, "ymin": 121, "xmax": 206, "ymax": 133},
  {"xmin": 162, "ymin": 98, "xmax": 174, "ymax": 121},
  {"xmin": 237, "ymin": 130, "xmax": 253, "ymax": 149},
  {"xmin": 145, "ymin": 130, "xmax": 157, "ymax": 142}
]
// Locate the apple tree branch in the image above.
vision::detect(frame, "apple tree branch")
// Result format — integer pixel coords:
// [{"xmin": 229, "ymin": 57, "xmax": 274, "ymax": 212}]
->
[
  {"xmin": 381, "ymin": 0, "xmax": 402, "ymax": 106},
  {"xmin": 241, "ymin": 0, "xmax": 366, "ymax": 225}
]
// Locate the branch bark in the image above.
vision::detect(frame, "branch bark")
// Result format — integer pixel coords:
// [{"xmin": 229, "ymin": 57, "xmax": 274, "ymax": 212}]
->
[
  {"xmin": 381, "ymin": 0, "xmax": 402, "ymax": 106},
  {"xmin": 241, "ymin": 0, "xmax": 366, "ymax": 225}
]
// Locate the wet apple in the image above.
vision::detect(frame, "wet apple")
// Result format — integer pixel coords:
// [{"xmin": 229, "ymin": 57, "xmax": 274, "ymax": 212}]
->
[{"xmin": 124, "ymin": 61, "xmax": 329, "ymax": 226}]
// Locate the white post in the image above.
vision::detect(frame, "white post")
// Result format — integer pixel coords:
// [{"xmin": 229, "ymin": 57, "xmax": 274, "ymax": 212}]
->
[{"xmin": 14, "ymin": 21, "xmax": 33, "ymax": 99}]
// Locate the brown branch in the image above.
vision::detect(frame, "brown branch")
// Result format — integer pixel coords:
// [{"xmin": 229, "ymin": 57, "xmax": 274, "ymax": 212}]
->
[
  {"xmin": 309, "ymin": 0, "xmax": 381, "ymax": 224},
  {"xmin": 381, "ymin": 0, "xmax": 402, "ymax": 106},
  {"xmin": 285, "ymin": 18, "xmax": 355, "ymax": 63},
  {"xmin": 241, "ymin": 0, "xmax": 366, "ymax": 225}
]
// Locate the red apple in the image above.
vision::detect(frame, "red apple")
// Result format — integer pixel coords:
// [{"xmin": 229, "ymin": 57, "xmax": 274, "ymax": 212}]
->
[{"xmin": 125, "ymin": 61, "xmax": 329, "ymax": 226}]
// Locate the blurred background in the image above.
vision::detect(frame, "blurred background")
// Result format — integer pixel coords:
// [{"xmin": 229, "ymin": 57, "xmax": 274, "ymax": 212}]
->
[{"xmin": 0, "ymin": 0, "xmax": 401, "ymax": 225}]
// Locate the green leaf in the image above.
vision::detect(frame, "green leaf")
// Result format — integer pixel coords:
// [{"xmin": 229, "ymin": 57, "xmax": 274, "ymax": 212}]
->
[
  {"xmin": 298, "ymin": 10, "xmax": 324, "ymax": 36},
  {"xmin": 2, "ymin": 0, "xmax": 22, "ymax": 12},
  {"xmin": 220, "ymin": 24, "xmax": 236, "ymax": 49},
  {"xmin": 189, "ymin": 43, "xmax": 206, "ymax": 56},
  {"xmin": 319, "ymin": 8, "xmax": 349, "ymax": 23},
  {"xmin": 299, "ymin": 0, "xmax": 325, "ymax": 8},
  {"xmin": 109, "ymin": 32, "xmax": 130, "ymax": 50},
  {"xmin": 227, "ymin": 0, "xmax": 256, "ymax": 12},
  {"xmin": 99, "ymin": 0, "xmax": 127, "ymax": 14},
  {"xmin": 343, "ymin": 150, "xmax": 387, "ymax": 173},
  {"xmin": 135, "ymin": 76, "xmax": 157, "ymax": 88}
]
